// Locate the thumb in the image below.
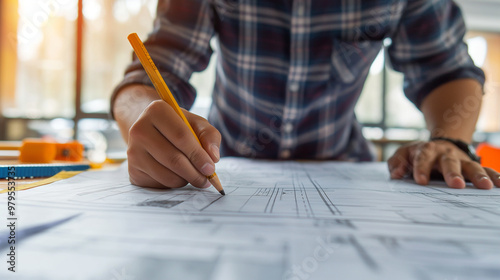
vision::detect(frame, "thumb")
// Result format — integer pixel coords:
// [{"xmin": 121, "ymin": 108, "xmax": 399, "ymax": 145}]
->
[{"xmin": 183, "ymin": 109, "xmax": 222, "ymax": 163}]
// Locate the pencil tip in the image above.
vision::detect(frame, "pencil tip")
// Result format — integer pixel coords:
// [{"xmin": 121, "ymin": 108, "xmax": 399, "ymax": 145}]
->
[{"xmin": 219, "ymin": 190, "xmax": 226, "ymax": 196}]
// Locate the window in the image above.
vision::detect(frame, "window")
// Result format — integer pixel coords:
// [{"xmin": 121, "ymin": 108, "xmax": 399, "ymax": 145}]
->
[
  {"xmin": 2, "ymin": 0, "xmax": 77, "ymax": 119},
  {"xmin": 81, "ymin": 0, "xmax": 158, "ymax": 114},
  {"xmin": 354, "ymin": 50, "xmax": 384, "ymax": 126},
  {"xmin": 0, "ymin": 0, "xmax": 158, "ymax": 156},
  {"xmin": 0, "ymin": 1, "xmax": 20, "ymax": 118}
]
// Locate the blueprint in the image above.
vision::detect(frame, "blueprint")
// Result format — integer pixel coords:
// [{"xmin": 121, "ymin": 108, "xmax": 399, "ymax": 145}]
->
[{"xmin": 1, "ymin": 158, "xmax": 499, "ymax": 280}]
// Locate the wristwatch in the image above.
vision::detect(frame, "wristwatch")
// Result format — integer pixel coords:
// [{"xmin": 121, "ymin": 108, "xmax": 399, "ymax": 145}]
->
[{"xmin": 430, "ymin": 137, "xmax": 481, "ymax": 163}]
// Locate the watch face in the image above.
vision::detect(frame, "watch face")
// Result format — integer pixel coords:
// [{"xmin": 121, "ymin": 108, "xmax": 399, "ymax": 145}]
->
[
  {"xmin": 468, "ymin": 144, "xmax": 477, "ymax": 154},
  {"xmin": 467, "ymin": 144, "xmax": 481, "ymax": 162}
]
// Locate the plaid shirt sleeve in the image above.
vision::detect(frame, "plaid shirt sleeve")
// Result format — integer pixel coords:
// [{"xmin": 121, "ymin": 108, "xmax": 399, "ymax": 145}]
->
[
  {"xmin": 110, "ymin": 0, "xmax": 215, "ymax": 115},
  {"xmin": 387, "ymin": 0, "xmax": 485, "ymax": 108}
]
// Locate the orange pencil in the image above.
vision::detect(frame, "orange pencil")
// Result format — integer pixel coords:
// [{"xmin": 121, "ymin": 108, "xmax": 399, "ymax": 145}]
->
[{"xmin": 127, "ymin": 33, "xmax": 224, "ymax": 195}]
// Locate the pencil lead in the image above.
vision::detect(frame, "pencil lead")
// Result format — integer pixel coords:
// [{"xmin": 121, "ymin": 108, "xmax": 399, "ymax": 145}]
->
[{"xmin": 219, "ymin": 190, "xmax": 226, "ymax": 196}]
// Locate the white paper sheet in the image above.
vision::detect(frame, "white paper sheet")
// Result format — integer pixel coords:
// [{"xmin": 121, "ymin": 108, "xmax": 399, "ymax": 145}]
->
[{"xmin": 1, "ymin": 158, "xmax": 499, "ymax": 280}]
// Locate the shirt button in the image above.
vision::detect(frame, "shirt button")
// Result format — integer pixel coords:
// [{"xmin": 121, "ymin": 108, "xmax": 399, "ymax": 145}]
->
[
  {"xmin": 283, "ymin": 123, "xmax": 293, "ymax": 133},
  {"xmin": 280, "ymin": 150, "xmax": 291, "ymax": 159},
  {"xmin": 289, "ymin": 83, "xmax": 299, "ymax": 92}
]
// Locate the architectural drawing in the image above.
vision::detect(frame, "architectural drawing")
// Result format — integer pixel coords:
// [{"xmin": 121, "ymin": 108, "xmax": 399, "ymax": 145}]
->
[{"xmin": 1, "ymin": 158, "xmax": 499, "ymax": 279}]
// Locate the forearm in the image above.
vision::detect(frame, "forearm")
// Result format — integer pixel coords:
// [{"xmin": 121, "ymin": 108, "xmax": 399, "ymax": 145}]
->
[
  {"xmin": 112, "ymin": 84, "xmax": 159, "ymax": 143},
  {"xmin": 420, "ymin": 79, "xmax": 483, "ymax": 143}
]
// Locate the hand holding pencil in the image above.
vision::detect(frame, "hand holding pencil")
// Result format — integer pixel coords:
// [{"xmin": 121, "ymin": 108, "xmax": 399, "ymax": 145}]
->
[{"xmin": 122, "ymin": 33, "xmax": 224, "ymax": 195}]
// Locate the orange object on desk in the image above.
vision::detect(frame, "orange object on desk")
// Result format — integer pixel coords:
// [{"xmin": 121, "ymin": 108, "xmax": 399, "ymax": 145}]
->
[
  {"xmin": 476, "ymin": 143, "xmax": 500, "ymax": 171},
  {"xmin": 19, "ymin": 139, "xmax": 57, "ymax": 163},
  {"xmin": 53, "ymin": 141, "xmax": 84, "ymax": 161},
  {"xmin": 0, "ymin": 138, "xmax": 84, "ymax": 163}
]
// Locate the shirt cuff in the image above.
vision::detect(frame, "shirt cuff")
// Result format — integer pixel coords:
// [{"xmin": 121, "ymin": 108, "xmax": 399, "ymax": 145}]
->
[{"xmin": 412, "ymin": 67, "xmax": 486, "ymax": 109}]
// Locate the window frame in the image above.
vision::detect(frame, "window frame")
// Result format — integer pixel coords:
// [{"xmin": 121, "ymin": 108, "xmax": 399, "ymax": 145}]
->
[{"xmin": 0, "ymin": 0, "xmax": 109, "ymax": 141}]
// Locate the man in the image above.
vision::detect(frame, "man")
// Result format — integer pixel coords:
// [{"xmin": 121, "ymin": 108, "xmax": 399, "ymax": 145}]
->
[{"xmin": 111, "ymin": 0, "xmax": 500, "ymax": 190}]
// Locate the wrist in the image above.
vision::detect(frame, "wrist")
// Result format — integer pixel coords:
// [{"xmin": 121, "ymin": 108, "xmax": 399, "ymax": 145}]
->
[{"xmin": 430, "ymin": 137, "xmax": 481, "ymax": 163}]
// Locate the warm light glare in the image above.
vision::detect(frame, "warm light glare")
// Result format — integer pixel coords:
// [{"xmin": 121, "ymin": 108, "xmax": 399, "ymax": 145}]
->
[
  {"xmin": 125, "ymin": 0, "xmax": 143, "ymax": 15},
  {"xmin": 113, "ymin": 2, "xmax": 130, "ymax": 23},
  {"xmin": 467, "ymin": 36, "xmax": 487, "ymax": 67},
  {"xmin": 83, "ymin": 0, "xmax": 102, "ymax": 21}
]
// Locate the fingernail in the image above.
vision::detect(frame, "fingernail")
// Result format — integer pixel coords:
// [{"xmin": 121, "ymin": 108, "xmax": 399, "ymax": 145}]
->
[
  {"xmin": 201, "ymin": 163, "xmax": 215, "ymax": 176},
  {"xmin": 451, "ymin": 175, "xmax": 463, "ymax": 181},
  {"xmin": 477, "ymin": 175, "xmax": 490, "ymax": 182},
  {"xmin": 211, "ymin": 144, "xmax": 220, "ymax": 161},
  {"xmin": 476, "ymin": 176, "xmax": 493, "ymax": 189},
  {"xmin": 202, "ymin": 181, "xmax": 212, "ymax": 188}
]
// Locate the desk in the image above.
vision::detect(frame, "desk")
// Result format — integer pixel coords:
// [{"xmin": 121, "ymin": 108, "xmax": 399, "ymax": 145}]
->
[
  {"xmin": 0, "ymin": 160, "xmax": 123, "ymax": 192},
  {"xmin": 1, "ymin": 158, "xmax": 499, "ymax": 280}
]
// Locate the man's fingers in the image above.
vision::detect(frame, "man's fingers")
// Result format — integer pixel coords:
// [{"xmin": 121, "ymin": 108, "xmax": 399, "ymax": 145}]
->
[
  {"xmin": 127, "ymin": 145, "xmax": 189, "ymax": 189},
  {"xmin": 148, "ymin": 101, "xmax": 216, "ymax": 177},
  {"xmin": 389, "ymin": 140, "xmax": 498, "ymax": 191},
  {"xmin": 137, "ymin": 133, "xmax": 210, "ymax": 189},
  {"xmin": 388, "ymin": 146, "xmax": 411, "ymax": 179},
  {"xmin": 438, "ymin": 152, "xmax": 465, "ymax": 189},
  {"xmin": 461, "ymin": 161, "xmax": 493, "ymax": 190},
  {"xmin": 129, "ymin": 167, "xmax": 185, "ymax": 189},
  {"xmin": 412, "ymin": 142, "xmax": 438, "ymax": 185},
  {"xmin": 484, "ymin": 167, "xmax": 500, "ymax": 188},
  {"xmin": 128, "ymin": 106, "xmax": 211, "ymax": 189},
  {"xmin": 185, "ymin": 109, "xmax": 222, "ymax": 163}
]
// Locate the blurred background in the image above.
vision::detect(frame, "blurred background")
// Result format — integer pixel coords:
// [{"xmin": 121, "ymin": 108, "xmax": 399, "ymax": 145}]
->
[{"xmin": 0, "ymin": 0, "xmax": 499, "ymax": 161}]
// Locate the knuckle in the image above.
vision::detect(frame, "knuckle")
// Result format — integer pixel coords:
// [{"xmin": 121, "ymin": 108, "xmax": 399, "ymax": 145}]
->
[
  {"xmin": 415, "ymin": 151, "xmax": 429, "ymax": 162},
  {"xmin": 191, "ymin": 176, "xmax": 208, "ymax": 188},
  {"xmin": 142, "ymin": 100, "xmax": 169, "ymax": 120},
  {"xmin": 167, "ymin": 177, "xmax": 188, "ymax": 188},
  {"xmin": 422, "ymin": 142, "xmax": 435, "ymax": 150},
  {"xmin": 155, "ymin": 169, "xmax": 187, "ymax": 188},
  {"xmin": 129, "ymin": 122, "xmax": 148, "ymax": 141},
  {"xmin": 170, "ymin": 126, "xmax": 192, "ymax": 144},
  {"xmin": 200, "ymin": 125, "xmax": 221, "ymax": 142},
  {"xmin": 415, "ymin": 146, "xmax": 435, "ymax": 162},
  {"xmin": 187, "ymin": 147, "xmax": 207, "ymax": 165},
  {"xmin": 461, "ymin": 160, "xmax": 481, "ymax": 170},
  {"xmin": 146, "ymin": 100, "xmax": 164, "ymax": 113},
  {"xmin": 168, "ymin": 152, "xmax": 187, "ymax": 171},
  {"xmin": 128, "ymin": 168, "xmax": 146, "ymax": 186},
  {"xmin": 440, "ymin": 155, "xmax": 459, "ymax": 165},
  {"xmin": 444, "ymin": 147, "xmax": 455, "ymax": 155},
  {"xmin": 213, "ymin": 128, "xmax": 222, "ymax": 141},
  {"xmin": 126, "ymin": 147, "xmax": 141, "ymax": 163}
]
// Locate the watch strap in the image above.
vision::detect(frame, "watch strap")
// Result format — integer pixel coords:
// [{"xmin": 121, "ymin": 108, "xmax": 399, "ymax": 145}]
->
[{"xmin": 430, "ymin": 137, "xmax": 481, "ymax": 163}]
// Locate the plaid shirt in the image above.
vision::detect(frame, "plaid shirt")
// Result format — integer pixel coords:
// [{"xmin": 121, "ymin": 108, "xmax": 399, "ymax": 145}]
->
[{"xmin": 113, "ymin": 0, "xmax": 484, "ymax": 161}]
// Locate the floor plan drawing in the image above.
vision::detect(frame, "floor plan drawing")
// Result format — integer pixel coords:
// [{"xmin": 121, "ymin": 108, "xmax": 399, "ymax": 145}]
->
[{"xmin": 1, "ymin": 158, "xmax": 499, "ymax": 279}]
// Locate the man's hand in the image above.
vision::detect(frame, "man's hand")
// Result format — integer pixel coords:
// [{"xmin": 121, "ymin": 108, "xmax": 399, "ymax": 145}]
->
[
  {"xmin": 127, "ymin": 101, "xmax": 221, "ymax": 189},
  {"xmin": 113, "ymin": 84, "xmax": 221, "ymax": 189},
  {"xmin": 388, "ymin": 140, "xmax": 500, "ymax": 189}
]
